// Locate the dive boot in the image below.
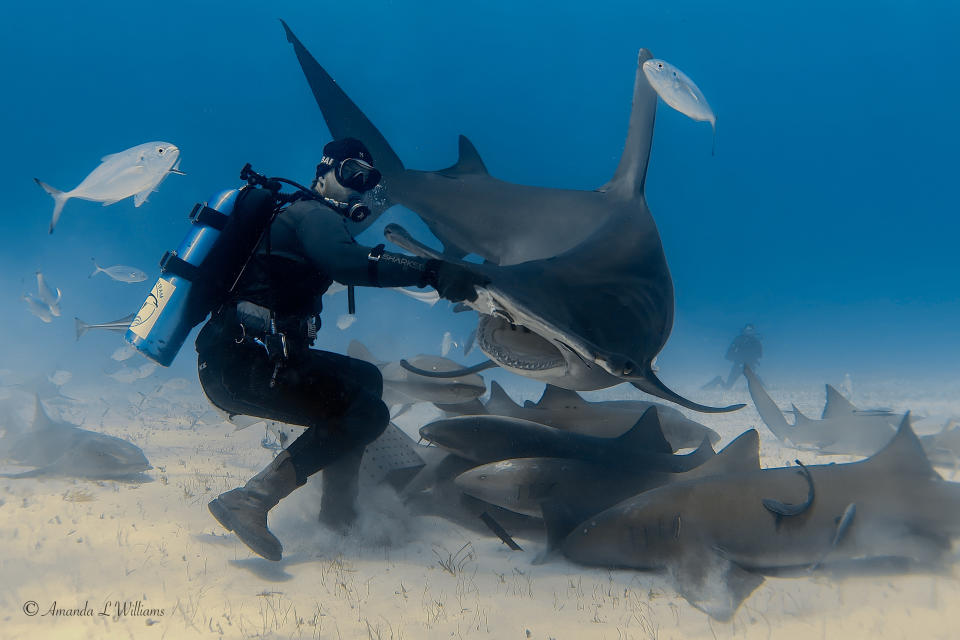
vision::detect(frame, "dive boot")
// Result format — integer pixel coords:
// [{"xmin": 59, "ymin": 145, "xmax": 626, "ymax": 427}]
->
[
  {"xmin": 208, "ymin": 450, "xmax": 299, "ymax": 561},
  {"xmin": 318, "ymin": 447, "xmax": 363, "ymax": 533}
]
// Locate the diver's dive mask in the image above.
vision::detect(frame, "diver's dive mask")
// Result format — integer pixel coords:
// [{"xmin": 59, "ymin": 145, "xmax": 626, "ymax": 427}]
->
[{"xmin": 315, "ymin": 156, "xmax": 382, "ymax": 192}]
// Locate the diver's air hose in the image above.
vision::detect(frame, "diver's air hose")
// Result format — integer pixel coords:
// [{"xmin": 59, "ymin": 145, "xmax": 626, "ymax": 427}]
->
[{"xmin": 398, "ymin": 359, "xmax": 499, "ymax": 378}]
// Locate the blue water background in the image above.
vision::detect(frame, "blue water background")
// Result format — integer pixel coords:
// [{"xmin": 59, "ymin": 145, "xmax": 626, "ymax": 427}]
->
[{"xmin": 1, "ymin": 0, "xmax": 957, "ymax": 394}]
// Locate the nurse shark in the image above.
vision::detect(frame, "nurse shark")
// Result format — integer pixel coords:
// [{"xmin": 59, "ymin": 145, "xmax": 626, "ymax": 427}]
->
[{"xmin": 280, "ymin": 21, "xmax": 740, "ymax": 414}]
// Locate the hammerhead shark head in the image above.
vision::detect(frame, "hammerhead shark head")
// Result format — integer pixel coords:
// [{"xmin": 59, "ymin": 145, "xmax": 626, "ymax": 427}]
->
[
  {"xmin": 744, "ymin": 366, "xmax": 901, "ymax": 456},
  {"xmin": 280, "ymin": 21, "xmax": 740, "ymax": 414},
  {"xmin": 544, "ymin": 414, "xmax": 960, "ymax": 621}
]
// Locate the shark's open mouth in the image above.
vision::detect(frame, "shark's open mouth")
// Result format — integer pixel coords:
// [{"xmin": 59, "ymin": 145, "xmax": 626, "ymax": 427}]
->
[{"xmin": 476, "ymin": 315, "xmax": 565, "ymax": 372}]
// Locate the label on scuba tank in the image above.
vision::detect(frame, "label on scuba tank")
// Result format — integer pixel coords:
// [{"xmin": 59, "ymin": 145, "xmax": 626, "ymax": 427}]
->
[{"xmin": 129, "ymin": 277, "xmax": 177, "ymax": 340}]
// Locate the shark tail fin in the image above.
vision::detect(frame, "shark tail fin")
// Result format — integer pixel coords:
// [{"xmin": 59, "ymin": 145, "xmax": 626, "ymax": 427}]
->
[
  {"xmin": 743, "ymin": 365, "xmax": 794, "ymax": 441},
  {"xmin": 35, "ymin": 179, "xmax": 69, "ymax": 234},
  {"xmin": 74, "ymin": 317, "xmax": 90, "ymax": 341},
  {"xmin": 279, "ymin": 20, "xmax": 404, "ymax": 179},
  {"xmin": 599, "ymin": 49, "xmax": 658, "ymax": 199},
  {"xmin": 631, "ymin": 365, "xmax": 744, "ymax": 413}
]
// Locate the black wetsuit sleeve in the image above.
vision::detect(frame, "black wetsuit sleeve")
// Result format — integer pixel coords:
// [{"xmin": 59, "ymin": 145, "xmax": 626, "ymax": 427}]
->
[{"xmin": 285, "ymin": 200, "xmax": 430, "ymax": 288}]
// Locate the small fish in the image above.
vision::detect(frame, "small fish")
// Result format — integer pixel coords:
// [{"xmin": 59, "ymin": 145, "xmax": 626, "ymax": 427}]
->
[
  {"xmin": 75, "ymin": 312, "xmax": 136, "ymax": 340},
  {"xmin": 90, "ymin": 258, "xmax": 147, "ymax": 283},
  {"xmin": 336, "ymin": 313, "xmax": 357, "ymax": 330},
  {"xmin": 23, "ymin": 293, "xmax": 53, "ymax": 323},
  {"xmin": 47, "ymin": 370, "xmax": 72, "ymax": 386},
  {"xmin": 107, "ymin": 366, "xmax": 140, "ymax": 384},
  {"xmin": 391, "ymin": 287, "xmax": 440, "ymax": 306},
  {"xmin": 642, "ymin": 59, "xmax": 716, "ymax": 154},
  {"xmin": 35, "ymin": 272, "xmax": 62, "ymax": 316},
  {"xmin": 35, "ymin": 141, "xmax": 183, "ymax": 234},
  {"xmin": 110, "ymin": 344, "xmax": 137, "ymax": 361}
]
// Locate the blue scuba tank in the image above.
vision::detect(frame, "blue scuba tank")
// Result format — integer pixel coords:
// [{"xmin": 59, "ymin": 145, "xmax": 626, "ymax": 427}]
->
[{"xmin": 125, "ymin": 189, "xmax": 239, "ymax": 366}]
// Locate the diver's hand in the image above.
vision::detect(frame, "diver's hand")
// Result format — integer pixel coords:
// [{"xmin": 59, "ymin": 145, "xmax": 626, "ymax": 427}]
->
[{"xmin": 424, "ymin": 260, "xmax": 489, "ymax": 303}]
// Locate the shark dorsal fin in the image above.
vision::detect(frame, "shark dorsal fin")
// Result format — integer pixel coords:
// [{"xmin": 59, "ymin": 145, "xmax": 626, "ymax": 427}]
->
[
  {"xmin": 615, "ymin": 407, "xmax": 673, "ymax": 455},
  {"xmin": 32, "ymin": 394, "xmax": 58, "ymax": 430},
  {"xmin": 791, "ymin": 404, "xmax": 813, "ymax": 424},
  {"xmin": 683, "ymin": 429, "xmax": 761, "ymax": 480},
  {"xmin": 867, "ymin": 412, "xmax": 936, "ymax": 478},
  {"xmin": 822, "ymin": 384, "xmax": 857, "ymax": 419},
  {"xmin": 438, "ymin": 135, "xmax": 489, "ymax": 177},
  {"xmin": 485, "ymin": 381, "xmax": 520, "ymax": 415},
  {"xmin": 599, "ymin": 49, "xmax": 657, "ymax": 199},
  {"xmin": 534, "ymin": 384, "xmax": 585, "ymax": 410},
  {"xmin": 346, "ymin": 340, "xmax": 378, "ymax": 364}
]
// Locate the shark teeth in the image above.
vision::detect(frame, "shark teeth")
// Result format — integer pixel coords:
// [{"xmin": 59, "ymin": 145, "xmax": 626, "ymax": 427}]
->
[{"xmin": 477, "ymin": 315, "xmax": 565, "ymax": 372}]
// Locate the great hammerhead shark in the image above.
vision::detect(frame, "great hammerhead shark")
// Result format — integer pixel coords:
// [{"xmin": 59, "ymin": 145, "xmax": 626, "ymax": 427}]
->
[{"xmin": 280, "ymin": 22, "xmax": 739, "ymax": 413}]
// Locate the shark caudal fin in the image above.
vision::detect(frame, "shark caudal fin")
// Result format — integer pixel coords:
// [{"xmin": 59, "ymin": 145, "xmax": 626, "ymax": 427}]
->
[
  {"xmin": 599, "ymin": 49, "xmax": 658, "ymax": 199},
  {"xmin": 35, "ymin": 179, "xmax": 69, "ymax": 234},
  {"xmin": 630, "ymin": 365, "xmax": 744, "ymax": 413},
  {"xmin": 74, "ymin": 317, "xmax": 91, "ymax": 341},
  {"xmin": 743, "ymin": 365, "xmax": 795, "ymax": 441},
  {"xmin": 280, "ymin": 20, "xmax": 404, "ymax": 180}
]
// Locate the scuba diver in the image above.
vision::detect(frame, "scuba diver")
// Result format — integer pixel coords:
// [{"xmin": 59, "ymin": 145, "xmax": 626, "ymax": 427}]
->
[
  {"xmin": 702, "ymin": 324, "xmax": 763, "ymax": 390},
  {"xmin": 199, "ymin": 138, "xmax": 488, "ymax": 561}
]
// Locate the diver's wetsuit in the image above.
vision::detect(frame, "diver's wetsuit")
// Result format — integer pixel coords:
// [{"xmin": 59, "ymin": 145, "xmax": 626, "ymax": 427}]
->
[
  {"xmin": 723, "ymin": 332, "xmax": 762, "ymax": 388},
  {"xmin": 195, "ymin": 198, "xmax": 430, "ymax": 486}
]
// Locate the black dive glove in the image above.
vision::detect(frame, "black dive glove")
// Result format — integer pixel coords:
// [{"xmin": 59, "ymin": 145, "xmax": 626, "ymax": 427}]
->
[{"xmin": 423, "ymin": 259, "xmax": 490, "ymax": 303}]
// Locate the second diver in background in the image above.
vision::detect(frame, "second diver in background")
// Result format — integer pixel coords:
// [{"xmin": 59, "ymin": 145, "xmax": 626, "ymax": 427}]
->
[{"xmin": 703, "ymin": 324, "xmax": 763, "ymax": 390}]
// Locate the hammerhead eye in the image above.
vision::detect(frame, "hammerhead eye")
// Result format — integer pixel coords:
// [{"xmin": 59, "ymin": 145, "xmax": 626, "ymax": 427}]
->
[{"xmin": 479, "ymin": 474, "xmax": 487, "ymax": 480}]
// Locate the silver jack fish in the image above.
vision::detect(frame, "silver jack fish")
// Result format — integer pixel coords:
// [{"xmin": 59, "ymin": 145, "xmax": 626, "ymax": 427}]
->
[
  {"xmin": 90, "ymin": 258, "xmax": 147, "ymax": 283},
  {"xmin": 642, "ymin": 59, "xmax": 716, "ymax": 153},
  {"xmin": 35, "ymin": 271, "xmax": 61, "ymax": 317},
  {"xmin": 35, "ymin": 141, "xmax": 183, "ymax": 233}
]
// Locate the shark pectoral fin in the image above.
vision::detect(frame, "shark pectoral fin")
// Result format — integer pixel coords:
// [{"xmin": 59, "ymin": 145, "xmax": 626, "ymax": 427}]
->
[
  {"xmin": 762, "ymin": 460, "xmax": 815, "ymax": 518},
  {"xmin": 539, "ymin": 498, "xmax": 585, "ymax": 553},
  {"xmin": 629, "ymin": 367, "xmax": 744, "ymax": 414},
  {"xmin": 671, "ymin": 548, "xmax": 764, "ymax": 622}
]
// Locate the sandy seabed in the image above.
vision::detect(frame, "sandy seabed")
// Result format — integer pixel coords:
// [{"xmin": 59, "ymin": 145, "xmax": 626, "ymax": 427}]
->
[{"xmin": 1, "ymin": 377, "xmax": 958, "ymax": 640}]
